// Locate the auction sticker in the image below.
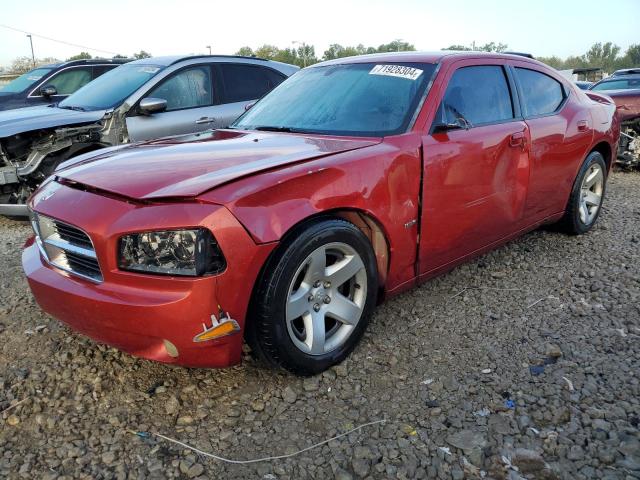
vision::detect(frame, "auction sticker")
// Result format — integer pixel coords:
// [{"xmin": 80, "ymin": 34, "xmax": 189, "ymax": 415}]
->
[{"xmin": 369, "ymin": 65, "xmax": 423, "ymax": 80}]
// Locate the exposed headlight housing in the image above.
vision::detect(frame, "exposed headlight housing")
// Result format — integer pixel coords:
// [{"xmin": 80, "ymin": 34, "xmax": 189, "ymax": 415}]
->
[{"xmin": 118, "ymin": 228, "xmax": 226, "ymax": 277}]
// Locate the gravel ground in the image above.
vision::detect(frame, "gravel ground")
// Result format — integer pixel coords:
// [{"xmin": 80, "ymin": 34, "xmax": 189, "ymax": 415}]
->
[{"xmin": 1, "ymin": 171, "xmax": 639, "ymax": 480}]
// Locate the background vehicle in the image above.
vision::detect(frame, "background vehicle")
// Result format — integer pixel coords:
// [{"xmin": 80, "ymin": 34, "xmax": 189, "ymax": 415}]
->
[
  {"xmin": 24, "ymin": 52, "xmax": 618, "ymax": 375},
  {"xmin": 575, "ymin": 80, "xmax": 593, "ymax": 90},
  {"xmin": 610, "ymin": 68, "xmax": 640, "ymax": 77},
  {"xmin": 0, "ymin": 55, "xmax": 298, "ymax": 215},
  {"xmin": 589, "ymin": 74, "xmax": 640, "ymax": 167},
  {"xmin": 0, "ymin": 59, "xmax": 130, "ymax": 111}
]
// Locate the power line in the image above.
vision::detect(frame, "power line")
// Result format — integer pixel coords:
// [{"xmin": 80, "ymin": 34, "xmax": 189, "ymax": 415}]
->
[{"xmin": 0, "ymin": 24, "xmax": 119, "ymax": 56}]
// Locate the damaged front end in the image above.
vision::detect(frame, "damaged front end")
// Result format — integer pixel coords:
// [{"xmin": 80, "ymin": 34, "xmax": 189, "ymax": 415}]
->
[
  {"xmin": 617, "ymin": 118, "xmax": 640, "ymax": 168},
  {"xmin": 0, "ymin": 110, "xmax": 126, "ymax": 215}
]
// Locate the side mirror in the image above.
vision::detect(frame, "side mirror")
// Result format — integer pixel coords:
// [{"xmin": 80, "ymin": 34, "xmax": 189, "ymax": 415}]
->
[
  {"xmin": 244, "ymin": 102, "xmax": 256, "ymax": 111},
  {"xmin": 138, "ymin": 97, "xmax": 167, "ymax": 115},
  {"xmin": 40, "ymin": 85, "xmax": 57, "ymax": 97}
]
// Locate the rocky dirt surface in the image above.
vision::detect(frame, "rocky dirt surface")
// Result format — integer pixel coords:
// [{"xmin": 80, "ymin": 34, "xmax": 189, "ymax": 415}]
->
[{"xmin": 1, "ymin": 171, "xmax": 639, "ymax": 480}]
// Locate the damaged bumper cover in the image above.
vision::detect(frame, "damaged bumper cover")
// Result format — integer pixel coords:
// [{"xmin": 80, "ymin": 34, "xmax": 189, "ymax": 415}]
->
[{"xmin": 22, "ymin": 182, "xmax": 276, "ymax": 367}]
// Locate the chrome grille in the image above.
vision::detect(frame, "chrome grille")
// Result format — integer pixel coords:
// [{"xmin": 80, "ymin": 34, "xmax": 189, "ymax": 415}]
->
[{"xmin": 30, "ymin": 212, "xmax": 103, "ymax": 282}]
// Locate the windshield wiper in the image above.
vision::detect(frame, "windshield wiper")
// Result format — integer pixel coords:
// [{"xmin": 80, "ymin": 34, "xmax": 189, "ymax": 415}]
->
[
  {"xmin": 58, "ymin": 105, "xmax": 87, "ymax": 112},
  {"xmin": 253, "ymin": 126, "xmax": 300, "ymax": 133}
]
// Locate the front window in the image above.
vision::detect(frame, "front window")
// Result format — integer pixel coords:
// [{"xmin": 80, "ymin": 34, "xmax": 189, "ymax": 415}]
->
[
  {"xmin": 147, "ymin": 66, "xmax": 213, "ymax": 111},
  {"xmin": 34, "ymin": 67, "xmax": 92, "ymax": 96},
  {"xmin": 591, "ymin": 78, "xmax": 640, "ymax": 91},
  {"xmin": 59, "ymin": 64, "xmax": 164, "ymax": 111},
  {"xmin": 233, "ymin": 62, "xmax": 437, "ymax": 137},
  {"xmin": 0, "ymin": 68, "xmax": 53, "ymax": 93}
]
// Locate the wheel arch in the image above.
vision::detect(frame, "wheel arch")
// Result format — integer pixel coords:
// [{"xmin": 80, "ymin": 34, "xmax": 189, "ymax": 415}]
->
[
  {"xmin": 245, "ymin": 208, "xmax": 391, "ymax": 339},
  {"xmin": 589, "ymin": 140, "xmax": 613, "ymax": 172}
]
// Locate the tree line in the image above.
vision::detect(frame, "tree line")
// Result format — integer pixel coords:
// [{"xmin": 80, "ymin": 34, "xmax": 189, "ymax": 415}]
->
[
  {"xmin": 4, "ymin": 41, "xmax": 639, "ymax": 75},
  {"xmin": 238, "ymin": 40, "xmax": 639, "ymax": 73},
  {"xmin": 5, "ymin": 51, "xmax": 152, "ymax": 74}
]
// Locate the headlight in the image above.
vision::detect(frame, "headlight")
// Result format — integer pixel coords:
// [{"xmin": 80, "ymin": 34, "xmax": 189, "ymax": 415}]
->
[{"xmin": 118, "ymin": 228, "xmax": 226, "ymax": 276}]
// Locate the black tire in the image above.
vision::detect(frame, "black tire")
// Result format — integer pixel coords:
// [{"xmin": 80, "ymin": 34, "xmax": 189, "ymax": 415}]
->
[
  {"xmin": 558, "ymin": 151, "xmax": 607, "ymax": 235},
  {"xmin": 246, "ymin": 218, "xmax": 378, "ymax": 376}
]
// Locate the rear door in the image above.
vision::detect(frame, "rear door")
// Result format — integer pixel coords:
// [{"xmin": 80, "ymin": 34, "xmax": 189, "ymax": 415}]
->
[
  {"xmin": 213, "ymin": 63, "xmax": 287, "ymax": 126},
  {"xmin": 511, "ymin": 64, "xmax": 594, "ymax": 219},
  {"xmin": 419, "ymin": 60, "xmax": 531, "ymax": 275},
  {"xmin": 126, "ymin": 64, "xmax": 219, "ymax": 142}
]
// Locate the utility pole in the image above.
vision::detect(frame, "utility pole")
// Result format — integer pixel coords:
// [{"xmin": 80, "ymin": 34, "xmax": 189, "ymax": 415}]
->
[
  {"xmin": 27, "ymin": 34, "xmax": 35, "ymax": 67},
  {"xmin": 206, "ymin": 45, "xmax": 211, "ymax": 55}
]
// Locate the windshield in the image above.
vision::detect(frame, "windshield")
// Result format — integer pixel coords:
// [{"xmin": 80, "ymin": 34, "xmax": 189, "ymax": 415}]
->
[
  {"xmin": 59, "ymin": 64, "xmax": 164, "ymax": 110},
  {"xmin": 233, "ymin": 62, "xmax": 437, "ymax": 137},
  {"xmin": 0, "ymin": 68, "xmax": 53, "ymax": 93},
  {"xmin": 591, "ymin": 78, "xmax": 640, "ymax": 91}
]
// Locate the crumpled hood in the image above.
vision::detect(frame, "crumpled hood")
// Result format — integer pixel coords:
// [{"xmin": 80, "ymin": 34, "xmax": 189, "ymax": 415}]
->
[
  {"xmin": 56, "ymin": 130, "xmax": 380, "ymax": 200},
  {"xmin": 0, "ymin": 105, "xmax": 107, "ymax": 137}
]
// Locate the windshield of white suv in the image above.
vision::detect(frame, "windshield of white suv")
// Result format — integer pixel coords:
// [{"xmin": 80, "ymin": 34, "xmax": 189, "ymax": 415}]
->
[
  {"xmin": 58, "ymin": 64, "xmax": 164, "ymax": 111},
  {"xmin": 232, "ymin": 62, "xmax": 437, "ymax": 137},
  {"xmin": 0, "ymin": 68, "xmax": 53, "ymax": 93}
]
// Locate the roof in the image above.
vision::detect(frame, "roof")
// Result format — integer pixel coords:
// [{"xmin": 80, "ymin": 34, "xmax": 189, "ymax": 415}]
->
[
  {"xmin": 129, "ymin": 54, "xmax": 272, "ymax": 67},
  {"xmin": 596, "ymin": 74, "xmax": 640, "ymax": 82},
  {"xmin": 39, "ymin": 58, "xmax": 132, "ymax": 69},
  {"xmin": 314, "ymin": 50, "xmax": 543, "ymax": 67},
  {"xmin": 612, "ymin": 68, "xmax": 640, "ymax": 76}
]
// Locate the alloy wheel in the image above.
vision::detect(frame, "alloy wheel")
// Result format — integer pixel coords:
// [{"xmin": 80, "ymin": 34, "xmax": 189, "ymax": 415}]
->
[
  {"xmin": 579, "ymin": 163, "xmax": 604, "ymax": 225},
  {"xmin": 285, "ymin": 242, "xmax": 367, "ymax": 355}
]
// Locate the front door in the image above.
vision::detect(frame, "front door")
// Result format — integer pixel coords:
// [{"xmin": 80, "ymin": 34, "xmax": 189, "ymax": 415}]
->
[
  {"xmin": 419, "ymin": 62, "xmax": 531, "ymax": 275},
  {"xmin": 126, "ymin": 65, "xmax": 220, "ymax": 142}
]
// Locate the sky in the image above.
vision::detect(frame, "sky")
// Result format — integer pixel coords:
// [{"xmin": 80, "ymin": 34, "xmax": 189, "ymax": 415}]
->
[{"xmin": 0, "ymin": 0, "xmax": 638, "ymax": 68}]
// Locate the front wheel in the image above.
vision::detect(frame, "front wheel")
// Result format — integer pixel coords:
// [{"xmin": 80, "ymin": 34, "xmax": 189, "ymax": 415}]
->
[
  {"xmin": 247, "ymin": 218, "xmax": 378, "ymax": 375},
  {"xmin": 558, "ymin": 151, "xmax": 607, "ymax": 235}
]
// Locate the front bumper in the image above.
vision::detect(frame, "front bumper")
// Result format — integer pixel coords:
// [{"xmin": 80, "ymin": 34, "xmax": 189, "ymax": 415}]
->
[{"xmin": 22, "ymin": 182, "xmax": 275, "ymax": 368}]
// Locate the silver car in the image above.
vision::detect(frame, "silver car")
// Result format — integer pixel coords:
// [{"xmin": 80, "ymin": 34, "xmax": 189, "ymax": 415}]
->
[{"xmin": 0, "ymin": 55, "xmax": 298, "ymax": 214}]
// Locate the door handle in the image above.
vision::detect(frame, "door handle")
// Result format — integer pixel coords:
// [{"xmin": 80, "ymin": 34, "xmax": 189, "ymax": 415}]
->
[
  {"xmin": 577, "ymin": 120, "xmax": 589, "ymax": 132},
  {"xmin": 510, "ymin": 131, "xmax": 526, "ymax": 148},
  {"xmin": 195, "ymin": 117, "xmax": 216, "ymax": 125}
]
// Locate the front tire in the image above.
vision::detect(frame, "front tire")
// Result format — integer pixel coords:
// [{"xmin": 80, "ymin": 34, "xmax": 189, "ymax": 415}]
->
[
  {"xmin": 559, "ymin": 151, "xmax": 607, "ymax": 235},
  {"xmin": 247, "ymin": 218, "xmax": 378, "ymax": 376}
]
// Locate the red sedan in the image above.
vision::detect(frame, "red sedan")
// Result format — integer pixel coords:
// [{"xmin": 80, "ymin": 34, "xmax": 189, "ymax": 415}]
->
[{"xmin": 23, "ymin": 52, "xmax": 619, "ymax": 375}]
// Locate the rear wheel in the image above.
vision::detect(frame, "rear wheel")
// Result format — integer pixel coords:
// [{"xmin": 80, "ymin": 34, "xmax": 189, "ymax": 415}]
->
[
  {"xmin": 247, "ymin": 218, "xmax": 378, "ymax": 375},
  {"xmin": 559, "ymin": 151, "xmax": 607, "ymax": 234}
]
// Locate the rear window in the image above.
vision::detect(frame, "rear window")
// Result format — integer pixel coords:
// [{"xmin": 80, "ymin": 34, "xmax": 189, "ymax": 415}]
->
[
  {"xmin": 219, "ymin": 64, "xmax": 285, "ymax": 103},
  {"xmin": 591, "ymin": 78, "xmax": 640, "ymax": 91},
  {"xmin": 515, "ymin": 68, "xmax": 565, "ymax": 116},
  {"xmin": 438, "ymin": 65, "xmax": 514, "ymax": 126}
]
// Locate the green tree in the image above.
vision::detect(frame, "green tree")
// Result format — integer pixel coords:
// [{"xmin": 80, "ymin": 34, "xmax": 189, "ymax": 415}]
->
[
  {"xmin": 133, "ymin": 50, "xmax": 152, "ymax": 59},
  {"xmin": 536, "ymin": 55, "xmax": 565, "ymax": 69},
  {"xmin": 442, "ymin": 44, "xmax": 472, "ymax": 51},
  {"xmin": 584, "ymin": 42, "xmax": 620, "ymax": 73},
  {"xmin": 254, "ymin": 44, "xmax": 280, "ymax": 59},
  {"xmin": 112, "ymin": 54, "xmax": 128, "ymax": 59},
  {"xmin": 295, "ymin": 44, "xmax": 317, "ymax": 67},
  {"xmin": 442, "ymin": 42, "xmax": 508, "ymax": 52},
  {"xmin": 376, "ymin": 40, "xmax": 415, "ymax": 52},
  {"xmin": 273, "ymin": 47, "xmax": 299, "ymax": 65},
  {"xmin": 67, "ymin": 52, "xmax": 92, "ymax": 61},
  {"xmin": 236, "ymin": 46, "xmax": 254, "ymax": 56},
  {"xmin": 323, "ymin": 43, "xmax": 375, "ymax": 60},
  {"xmin": 477, "ymin": 42, "xmax": 508, "ymax": 53},
  {"xmin": 621, "ymin": 43, "xmax": 640, "ymax": 67}
]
